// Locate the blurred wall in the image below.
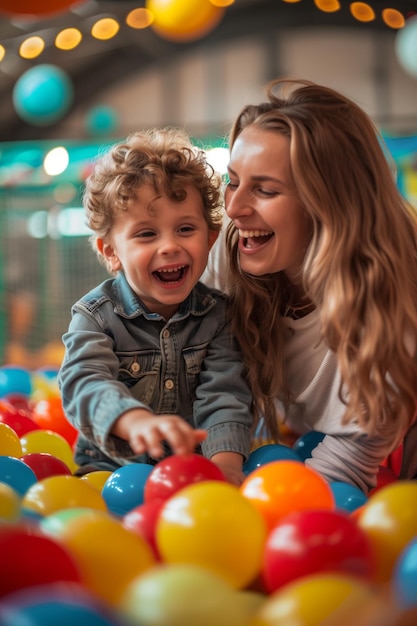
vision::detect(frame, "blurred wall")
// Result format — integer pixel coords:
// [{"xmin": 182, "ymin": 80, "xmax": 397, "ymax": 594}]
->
[{"xmin": 61, "ymin": 27, "xmax": 417, "ymax": 139}]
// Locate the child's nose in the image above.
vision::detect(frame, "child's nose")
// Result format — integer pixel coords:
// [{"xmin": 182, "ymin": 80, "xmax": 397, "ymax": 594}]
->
[{"xmin": 159, "ymin": 235, "xmax": 181, "ymax": 254}]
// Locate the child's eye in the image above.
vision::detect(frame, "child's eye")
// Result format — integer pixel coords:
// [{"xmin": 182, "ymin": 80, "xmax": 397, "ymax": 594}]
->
[
  {"xmin": 136, "ymin": 230, "xmax": 156, "ymax": 238},
  {"xmin": 178, "ymin": 225, "xmax": 195, "ymax": 234}
]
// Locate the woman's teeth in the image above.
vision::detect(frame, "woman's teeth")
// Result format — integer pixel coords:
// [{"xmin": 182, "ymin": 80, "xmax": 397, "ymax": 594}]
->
[{"xmin": 239, "ymin": 229, "xmax": 273, "ymax": 238}]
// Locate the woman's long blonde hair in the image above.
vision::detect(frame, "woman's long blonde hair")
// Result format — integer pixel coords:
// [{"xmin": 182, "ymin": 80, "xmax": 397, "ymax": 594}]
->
[{"xmin": 226, "ymin": 78, "xmax": 417, "ymax": 443}]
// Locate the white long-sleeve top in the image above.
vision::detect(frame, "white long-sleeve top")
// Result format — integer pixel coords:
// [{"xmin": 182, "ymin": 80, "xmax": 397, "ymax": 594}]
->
[{"xmin": 202, "ymin": 229, "xmax": 415, "ymax": 492}]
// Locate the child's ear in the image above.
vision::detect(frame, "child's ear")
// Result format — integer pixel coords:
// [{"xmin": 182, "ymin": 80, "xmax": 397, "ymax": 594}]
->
[
  {"xmin": 208, "ymin": 230, "xmax": 219, "ymax": 251},
  {"xmin": 96, "ymin": 238, "xmax": 122, "ymax": 272}
]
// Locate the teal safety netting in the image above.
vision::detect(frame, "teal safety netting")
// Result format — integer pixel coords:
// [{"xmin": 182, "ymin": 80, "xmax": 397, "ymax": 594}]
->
[{"xmin": 0, "ymin": 140, "xmax": 113, "ymax": 368}]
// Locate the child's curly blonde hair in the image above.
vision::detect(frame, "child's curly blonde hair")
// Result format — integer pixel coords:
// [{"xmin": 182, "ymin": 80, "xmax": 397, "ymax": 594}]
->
[{"xmin": 83, "ymin": 127, "xmax": 223, "ymax": 271}]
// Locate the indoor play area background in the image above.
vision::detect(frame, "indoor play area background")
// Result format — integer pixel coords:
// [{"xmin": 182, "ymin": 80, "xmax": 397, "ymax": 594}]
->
[{"xmin": 1, "ymin": 0, "xmax": 417, "ymax": 369}]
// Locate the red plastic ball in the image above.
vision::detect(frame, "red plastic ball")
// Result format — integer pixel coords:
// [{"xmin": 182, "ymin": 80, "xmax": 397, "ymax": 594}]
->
[
  {"xmin": 262, "ymin": 508, "xmax": 376, "ymax": 593},
  {"xmin": 123, "ymin": 498, "xmax": 165, "ymax": 560},
  {"xmin": 144, "ymin": 453, "xmax": 226, "ymax": 503},
  {"xmin": 0, "ymin": 402, "xmax": 39, "ymax": 437},
  {"xmin": 21, "ymin": 452, "xmax": 72, "ymax": 480},
  {"xmin": 0, "ymin": 524, "xmax": 81, "ymax": 598}
]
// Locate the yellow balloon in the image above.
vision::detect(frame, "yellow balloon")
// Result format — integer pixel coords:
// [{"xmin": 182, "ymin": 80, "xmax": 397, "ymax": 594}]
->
[
  {"xmin": 146, "ymin": 0, "xmax": 225, "ymax": 42},
  {"xmin": 357, "ymin": 480, "xmax": 417, "ymax": 583},
  {"xmin": 20, "ymin": 429, "xmax": 77, "ymax": 472},
  {"xmin": 21, "ymin": 474, "xmax": 108, "ymax": 516},
  {"xmin": 48, "ymin": 509, "xmax": 156, "ymax": 605},
  {"xmin": 31, "ymin": 372, "xmax": 60, "ymax": 402},
  {"xmin": 121, "ymin": 563, "xmax": 249, "ymax": 626},
  {"xmin": 254, "ymin": 573, "xmax": 376, "ymax": 626},
  {"xmin": 80, "ymin": 470, "xmax": 113, "ymax": 491},
  {"xmin": 156, "ymin": 481, "xmax": 267, "ymax": 589},
  {"xmin": 0, "ymin": 482, "xmax": 21, "ymax": 521},
  {"xmin": 0, "ymin": 422, "xmax": 22, "ymax": 457}
]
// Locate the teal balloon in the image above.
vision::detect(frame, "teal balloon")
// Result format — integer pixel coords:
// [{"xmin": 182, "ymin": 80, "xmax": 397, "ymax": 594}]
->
[
  {"xmin": 395, "ymin": 15, "xmax": 417, "ymax": 78},
  {"xmin": 0, "ymin": 365, "xmax": 32, "ymax": 398},
  {"xmin": 85, "ymin": 105, "xmax": 118, "ymax": 136},
  {"xmin": 13, "ymin": 64, "xmax": 74, "ymax": 126}
]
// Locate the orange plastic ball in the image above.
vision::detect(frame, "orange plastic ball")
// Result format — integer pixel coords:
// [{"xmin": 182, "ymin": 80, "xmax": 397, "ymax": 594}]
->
[
  {"xmin": 31, "ymin": 397, "xmax": 78, "ymax": 447},
  {"xmin": 240, "ymin": 460, "xmax": 335, "ymax": 531}
]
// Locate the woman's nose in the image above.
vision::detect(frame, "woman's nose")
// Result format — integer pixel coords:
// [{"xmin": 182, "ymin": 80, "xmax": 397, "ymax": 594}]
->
[{"xmin": 225, "ymin": 186, "xmax": 252, "ymax": 219}]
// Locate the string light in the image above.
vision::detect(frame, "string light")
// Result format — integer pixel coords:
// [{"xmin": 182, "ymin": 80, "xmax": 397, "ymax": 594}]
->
[
  {"xmin": 55, "ymin": 27, "xmax": 82, "ymax": 51},
  {"xmin": 126, "ymin": 8, "xmax": 154, "ymax": 29},
  {"xmin": 350, "ymin": 2, "xmax": 375, "ymax": 23},
  {"xmin": 19, "ymin": 36, "xmax": 45, "ymax": 59},
  {"xmin": 314, "ymin": 0, "xmax": 341, "ymax": 14},
  {"xmin": 0, "ymin": 1, "xmax": 412, "ymax": 68},
  {"xmin": 382, "ymin": 8, "xmax": 405, "ymax": 29},
  {"xmin": 90, "ymin": 17, "xmax": 120, "ymax": 41}
]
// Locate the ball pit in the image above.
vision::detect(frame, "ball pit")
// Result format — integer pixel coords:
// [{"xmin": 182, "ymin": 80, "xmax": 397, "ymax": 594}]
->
[{"xmin": 0, "ymin": 364, "xmax": 416, "ymax": 625}]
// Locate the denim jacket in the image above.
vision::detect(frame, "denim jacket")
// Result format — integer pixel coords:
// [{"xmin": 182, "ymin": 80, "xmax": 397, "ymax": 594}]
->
[{"xmin": 58, "ymin": 271, "xmax": 253, "ymax": 470}]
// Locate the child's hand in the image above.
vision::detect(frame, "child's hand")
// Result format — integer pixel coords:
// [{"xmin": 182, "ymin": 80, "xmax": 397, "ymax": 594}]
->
[{"xmin": 112, "ymin": 408, "xmax": 207, "ymax": 459}]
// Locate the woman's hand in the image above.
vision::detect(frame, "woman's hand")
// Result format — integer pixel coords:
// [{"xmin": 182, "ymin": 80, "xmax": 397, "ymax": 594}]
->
[{"xmin": 210, "ymin": 451, "xmax": 246, "ymax": 486}]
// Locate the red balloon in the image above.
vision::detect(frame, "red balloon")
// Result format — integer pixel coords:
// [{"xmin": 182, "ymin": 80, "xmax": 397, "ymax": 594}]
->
[
  {"xmin": 123, "ymin": 498, "xmax": 165, "ymax": 560},
  {"xmin": 0, "ymin": 402, "xmax": 40, "ymax": 437},
  {"xmin": 21, "ymin": 452, "xmax": 72, "ymax": 480},
  {"xmin": 0, "ymin": 0, "xmax": 88, "ymax": 18},
  {"xmin": 0, "ymin": 524, "xmax": 82, "ymax": 598},
  {"xmin": 144, "ymin": 453, "xmax": 226, "ymax": 503},
  {"xmin": 262, "ymin": 509, "xmax": 376, "ymax": 593},
  {"xmin": 31, "ymin": 397, "xmax": 78, "ymax": 447},
  {"xmin": 2, "ymin": 394, "xmax": 32, "ymax": 413}
]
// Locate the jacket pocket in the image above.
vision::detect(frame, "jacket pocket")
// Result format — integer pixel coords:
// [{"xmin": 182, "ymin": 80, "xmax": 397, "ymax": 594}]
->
[
  {"xmin": 117, "ymin": 351, "xmax": 162, "ymax": 405},
  {"xmin": 183, "ymin": 343, "xmax": 208, "ymax": 402}
]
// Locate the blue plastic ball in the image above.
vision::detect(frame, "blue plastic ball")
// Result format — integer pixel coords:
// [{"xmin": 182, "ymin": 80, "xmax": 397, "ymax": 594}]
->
[
  {"xmin": 292, "ymin": 430, "xmax": 325, "ymax": 461},
  {"xmin": 101, "ymin": 463, "xmax": 154, "ymax": 516},
  {"xmin": 243, "ymin": 443, "xmax": 302, "ymax": 475},
  {"xmin": 394, "ymin": 536, "xmax": 417, "ymax": 609},
  {"xmin": 13, "ymin": 64, "xmax": 74, "ymax": 126},
  {"xmin": 0, "ymin": 456, "xmax": 37, "ymax": 496},
  {"xmin": 0, "ymin": 582, "xmax": 129, "ymax": 626},
  {"xmin": 329, "ymin": 481, "xmax": 367, "ymax": 513}
]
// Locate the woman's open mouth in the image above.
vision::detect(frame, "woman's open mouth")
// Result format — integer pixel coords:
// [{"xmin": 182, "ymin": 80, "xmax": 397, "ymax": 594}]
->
[{"xmin": 239, "ymin": 229, "xmax": 274, "ymax": 249}]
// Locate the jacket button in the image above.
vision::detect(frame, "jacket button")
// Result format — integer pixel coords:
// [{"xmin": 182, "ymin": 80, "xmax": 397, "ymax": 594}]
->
[
  {"xmin": 164, "ymin": 379, "xmax": 174, "ymax": 390},
  {"xmin": 131, "ymin": 362, "xmax": 140, "ymax": 373}
]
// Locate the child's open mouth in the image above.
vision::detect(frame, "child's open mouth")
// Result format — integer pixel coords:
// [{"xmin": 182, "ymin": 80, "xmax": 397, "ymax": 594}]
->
[{"xmin": 153, "ymin": 265, "xmax": 188, "ymax": 283}]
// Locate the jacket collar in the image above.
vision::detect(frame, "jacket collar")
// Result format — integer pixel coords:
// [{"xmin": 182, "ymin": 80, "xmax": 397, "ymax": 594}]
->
[{"xmin": 111, "ymin": 271, "xmax": 220, "ymax": 320}]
